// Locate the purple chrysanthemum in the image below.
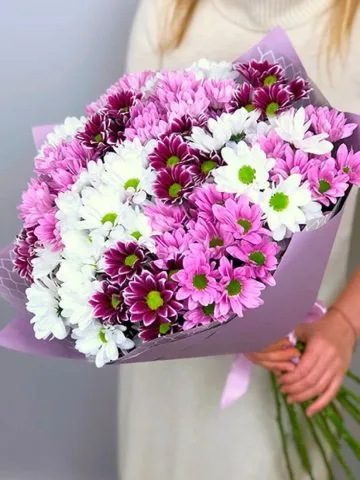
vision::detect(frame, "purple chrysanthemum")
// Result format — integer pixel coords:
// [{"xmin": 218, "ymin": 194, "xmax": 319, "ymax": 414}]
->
[
  {"xmin": 13, "ymin": 227, "xmax": 39, "ymax": 282},
  {"xmin": 287, "ymin": 77, "xmax": 311, "ymax": 102},
  {"xmin": 90, "ymin": 282, "xmax": 128, "ymax": 325},
  {"xmin": 153, "ymin": 254, "xmax": 184, "ymax": 279},
  {"xmin": 226, "ymin": 83, "xmax": 254, "ymax": 113},
  {"xmin": 164, "ymin": 114, "xmax": 208, "ymax": 137},
  {"xmin": 155, "ymin": 227, "xmax": 190, "ymax": 260},
  {"xmin": 124, "ymin": 270, "xmax": 182, "ymax": 326},
  {"xmin": 139, "ymin": 318, "xmax": 182, "ymax": 342},
  {"xmin": 149, "ymin": 134, "xmax": 192, "ymax": 170},
  {"xmin": 188, "ymin": 218, "xmax": 233, "ymax": 259},
  {"xmin": 190, "ymin": 150, "xmax": 222, "ymax": 179},
  {"xmin": 173, "ymin": 251, "xmax": 220, "ymax": 309},
  {"xmin": 235, "ymin": 60, "xmax": 285, "ymax": 87},
  {"xmin": 212, "ymin": 196, "xmax": 264, "ymax": 244},
  {"xmin": 153, "ymin": 165, "xmax": 194, "ymax": 203},
  {"xmin": 144, "ymin": 199, "xmax": 188, "ymax": 233},
  {"xmin": 104, "ymin": 242, "xmax": 148, "ymax": 285},
  {"xmin": 308, "ymin": 158, "xmax": 349, "ymax": 206},
  {"xmin": 253, "ymin": 84, "xmax": 292, "ymax": 117},
  {"xmin": 305, "ymin": 106, "xmax": 358, "ymax": 142},
  {"xmin": 270, "ymin": 145, "xmax": 310, "ymax": 182},
  {"xmin": 215, "ymin": 257, "xmax": 265, "ymax": 318},
  {"xmin": 227, "ymin": 239, "xmax": 280, "ymax": 286},
  {"xmin": 76, "ymin": 112, "xmax": 112, "ymax": 153},
  {"xmin": 188, "ymin": 185, "xmax": 233, "ymax": 222},
  {"xmin": 335, "ymin": 144, "xmax": 360, "ymax": 186},
  {"xmin": 104, "ymin": 90, "xmax": 140, "ymax": 121}
]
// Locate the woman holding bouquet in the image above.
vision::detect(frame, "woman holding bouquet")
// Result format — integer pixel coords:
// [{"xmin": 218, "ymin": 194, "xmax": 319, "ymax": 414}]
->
[{"xmin": 119, "ymin": 1, "xmax": 360, "ymax": 478}]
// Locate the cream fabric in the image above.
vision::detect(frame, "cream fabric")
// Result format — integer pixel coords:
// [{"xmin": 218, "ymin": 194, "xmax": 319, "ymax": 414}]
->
[{"xmin": 118, "ymin": 1, "xmax": 360, "ymax": 478}]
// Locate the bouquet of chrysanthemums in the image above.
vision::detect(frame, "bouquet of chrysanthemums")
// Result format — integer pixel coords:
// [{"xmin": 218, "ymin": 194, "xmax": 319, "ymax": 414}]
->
[{"xmin": 0, "ymin": 29, "xmax": 359, "ymax": 479}]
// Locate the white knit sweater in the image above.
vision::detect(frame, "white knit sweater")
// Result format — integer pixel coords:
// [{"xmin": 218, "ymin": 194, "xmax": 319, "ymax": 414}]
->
[{"xmin": 118, "ymin": 2, "xmax": 360, "ymax": 479}]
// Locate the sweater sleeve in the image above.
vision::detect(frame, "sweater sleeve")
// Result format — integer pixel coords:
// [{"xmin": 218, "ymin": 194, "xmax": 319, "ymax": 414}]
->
[{"xmin": 125, "ymin": 0, "xmax": 163, "ymax": 73}]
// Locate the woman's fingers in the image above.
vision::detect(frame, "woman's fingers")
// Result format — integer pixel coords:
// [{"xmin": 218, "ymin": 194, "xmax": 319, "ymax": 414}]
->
[
  {"xmin": 279, "ymin": 343, "xmax": 320, "ymax": 385},
  {"xmin": 262, "ymin": 338, "xmax": 293, "ymax": 352},
  {"xmin": 256, "ymin": 360, "xmax": 296, "ymax": 373},
  {"xmin": 306, "ymin": 375, "xmax": 343, "ymax": 416},
  {"xmin": 251, "ymin": 347, "xmax": 300, "ymax": 363},
  {"xmin": 286, "ymin": 367, "xmax": 335, "ymax": 404}
]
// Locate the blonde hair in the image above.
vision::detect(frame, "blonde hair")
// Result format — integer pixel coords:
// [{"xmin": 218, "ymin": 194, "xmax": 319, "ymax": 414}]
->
[{"xmin": 161, "ymin": 0, "xmax": 358, "ymax": 59}]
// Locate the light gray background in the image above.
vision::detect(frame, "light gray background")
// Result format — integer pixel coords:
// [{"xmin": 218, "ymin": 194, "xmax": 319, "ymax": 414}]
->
[
  {"xmin": 0, "ymin": 1, "xmax": 137, "ymax": 479},
  {"xmin": 0, "ymin": 1, "xmax": 358, "ymax": 479}
]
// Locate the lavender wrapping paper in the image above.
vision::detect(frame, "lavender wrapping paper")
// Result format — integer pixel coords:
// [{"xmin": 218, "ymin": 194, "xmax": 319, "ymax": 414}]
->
[{"xmin": 0, "ymin": 28, "xmax": 359, "ymax": 364}]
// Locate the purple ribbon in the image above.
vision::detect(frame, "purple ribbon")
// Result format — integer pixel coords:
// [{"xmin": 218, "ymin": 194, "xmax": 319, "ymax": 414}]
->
[{"xmin": 220, "ymin": 301, "xmax": 327, "ymax": 409}]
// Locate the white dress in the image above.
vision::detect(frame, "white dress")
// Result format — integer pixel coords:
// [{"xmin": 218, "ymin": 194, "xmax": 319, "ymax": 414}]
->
[{"xmin": 118, "ymin": 1, "xmax": 360, "ymax": 478}]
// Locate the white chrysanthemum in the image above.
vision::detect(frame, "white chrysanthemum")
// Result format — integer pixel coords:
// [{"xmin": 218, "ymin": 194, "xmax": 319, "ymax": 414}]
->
[
  {"xmin": 72, "ymin": 322, "xmax": 134, "ymax": 368},
  {"xmin": 259, "ymin": 174, "xmax": 312, "ymax": 241},
  {"xmin": 102, "ymin": 139, "xmax": 156, "ymax": 204},
  {"xmin": 59, "ymin": 279, "xmax": 99, "ymax": 330},
  {"xmin": 245, "ymin": 121, "xmax": 272, "ymax": 145},
  {"xmin": 188, "ymin": 58, "xmax": 239, "ymax": 80},
  {"xmin": 60, "ymin": 229, "xmax": 105, "ymax": 265},
  {"xmin": 109, "ymin": 204, "xmax": 155, "ymax": 250},
  {"xmin": 213, "ymin": 141, "xmax": 275, "ymax": 196},
  {"xmin": 56, "ymin": 190, "xmax": 82, "ymax": 233},
  {"xmin": 190, "ymin": 108, "xmax": 261, "ymax": 153},
  {"xmin": 45, "ymin": 116, "xmax": 86, "ymax": 147},
  {"xmin": 26, "ymin": 279, "xmax": 68, "ymax": 340},
  {"xmin": 31, "ymin": 246, "xmax": 61, "ymax": 280},
  {"xmin": 77, "ymin": 185, "xmax": 126, "ymax": 232},
  {"xmin": 271, "ymin": 107, "xmax": 333, "ymax": 155},
  {"xmin": 73, "ymin": 159, "xmax": 106, "ymax": 193}
]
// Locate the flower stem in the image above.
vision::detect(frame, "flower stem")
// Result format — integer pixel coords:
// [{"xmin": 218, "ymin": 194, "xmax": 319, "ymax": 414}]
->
[
  {"xmin": 347, "ymin": 370, "xmax": 360, "ymax": 385},
  {"xmin": 337, "ymin": 394, "xmax": 360, "ymax": 423},
  {"xmin": 299, "ymin": 403, "xmax": 335, "ymax": 480},
  {"xmin": 339, "ymin": 385, "xmax": 360, "ymax": 406},
  {"xmin": 269, "ymin": 373, "xmax": 295, "ymax": 480},
  {"xmin": 284, "ymin": 401, "xmax": 315, "ymax": 480},
  {"xmin": 324, "ymin": 404, "xmax": 360, "ymax": 460},
  {"xmin": 314, "ymin": 412, "xmax": 356, "ymax": 480}
]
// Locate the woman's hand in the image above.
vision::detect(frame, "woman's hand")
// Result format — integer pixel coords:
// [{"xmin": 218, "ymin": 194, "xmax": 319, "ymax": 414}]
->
[
  {"xmin": 247, "ymin": 338, "xmax": 300, "ymax": 374},
  {"xmin": 279, "ymin": 308, "xmax": 357, "ymax": 416}
]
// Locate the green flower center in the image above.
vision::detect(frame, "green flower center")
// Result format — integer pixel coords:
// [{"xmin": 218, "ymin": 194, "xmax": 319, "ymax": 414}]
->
[
  {"xmin": 343, "ymin": 166, "xmax": 350, "ymax": 174},
  {"xmin": 201, "ymin": 160, "xmax": 217, "ymax": 175},
  {"xmin": 237, "ymin": 219, "xmax": 252, "ymax": 234},
  {"xmin": 168, "ymin": 183, "xmax": 182, "ymax": 198},
  {"xmin": 122, "ymin": 106, "xmax": 129, "ymax": 113},
  {"xmin": 101, "ymin": 212, "xmax": 118, "ymax": 225},
  {"xmin": 230, "ymin": 132, "xmax": 246, "ymax": 143},
  {"xmin": 124, "ymin": 254, "xmax": 139, "ymax": 268},
  {"xmin": 249, "ymin": 251, "xmax": 266, "ymax": 266},
  {"xmin": 238, "ymin": 165, "xmax": 256, "ymax": 185},
  {"xmin": 98, "ymin": 329, "xmax": 107, "ymax": 344},
  {"xmin": 94, "ymin": 133, "xmax": 103, "ymax": 143},
  {"xmin": 192, "ymin": 273, "xmax": 208, "ymax": 290},
  {"xmin": 168, "ymin": 268, "xmax": 180, "ymax": 279},
  {"xmin": 269, "ymin": 192, "xmax": 289, "ymax": 212},
  {"xmin": 146, "ymin": 290, "xmax": 164, "ymax": 311},
  {"xmin": 111, "ymin": 294, "xmax": 121, "ymax": 309},
  {"xmin": 226, "ymin": 279, "xmax": 242, "ymax": 297},
  {"xmin": 166, "ymin": 155, "xmax": 180, "ymax": 167},
  {"xmin": 202, "ymin": 303, "xmax": 215, "ymax": 316},
  {"xmin": 263, "ymin": 75, "xmax": 277, "ymax": 86},
  {"xmin": 131, "ymin": 231, "xmax": 142, "ymax": 241},
  {"xmin": 266, "ymin": 102, "xmax": 280, "ymax": 116},
  {"xmin": 124, "ymin": 178, "xmax": 140, "ymax": 190},
  {"xmin": 319, "ymin": 179, "xmax": 331, "ymax": 194},
  {"xmin": 209, "ymin": 236, "xmax": 224, "ymax": 248},
  {"xmin": 159, "ymin": 323, "xmax": 171, "ymax": 335},
  {"xmin": 245, "ymin": 104, "xmax": 255, "ymax": 112}
]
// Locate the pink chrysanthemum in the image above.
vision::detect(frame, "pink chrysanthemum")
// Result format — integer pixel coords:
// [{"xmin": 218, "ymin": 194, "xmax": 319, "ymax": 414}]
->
[
  {"xmin": 258, "ymin": 129, "xmax": 287, "ymax": 160},
  {"xmin": 308, "ymin": 158, "xmax": 349, "ymax": 206},
  {"xmin": 90, "ymin": 282, "xmax": 128, "ymax": 325},
  {"xmin": 270, "ymin": 145, "xmax": 310, "ymax": 182},
  {"xmin": 188, "ymin": 218, "xmax": 233, "ymax": 259},
  {"xmin": 183, "ymin": 302, "xmax": 227, "ymax": 330},
  {"xmin": 34, "ymin": 210, "xmax": 62, "ymax": 252},
  {"xmin": 144, "ymin": 199, "xmax": 188, "ymax": 233},
  {"xmin": 155, "ymin": 228, "xmax": 190, "ymax": 260},
  {"xmin": 226, "ymin": 82, "xmax": 254, "ymax": 113},
  {"xmin": 305, "ymin": 106, "xmax": 358, "ymax": 142},
  {"xmin": 253, "ymin": 84, "xmax": 292, "ymax": 116},
  {"xmin": 153, "ymin": 165, "xmax": 195, "ymax": 203},
  {"xmin": 227, "ymin": 239, "xmax": 279, "ymax": 286},
  {"xmin": 35, "ymin": 142, "xmax": 66, "ymax": 175},
  {"xmin": 19, "ymin": 179, "xmax": 55, "ymax": 228},
  {"xmin": 149, "ymin": 134, "xmax": 192, "ymax": 170},
  {"xmin": 213, "ymin": 196, "xmax": 264, "ymax": 244},
  {"xmin": 173, "ymin": 251, "xmax": 220, "ymax": 309},
  {"xmin": 104, "ymin": 242, "xmax": 148, "ymax": 285},
  {"xmin": 125, "ymin": 102, "xmax": 168, "ymax": 144},
  {"xmin": 335, "ymin": 144, "xmax": 360, "ymax": 186},
  {"xmin": 235, "ymin": 60, "xmax": 285, "ymax": 87},
  {"xmin": 215, "ymin": 257, "xmax": 265, "ymax": 318},
  {"xmin": 203, "ymin": 78, "xmax": 236, "ymax": 110},
  {"xmin": 188, "ymin": 185, "xmax": 233, "ymax": 222},
  {"xmin": 117, "ymin": 71, "xmax": 155, "ymax": 92},
  {"xmin": 124, "ymin": 270, "xmax": 182, "ymax": 326},
  {"xmin": 13, "ymin": 227, "xmax": 39, "ymax": 282}
]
